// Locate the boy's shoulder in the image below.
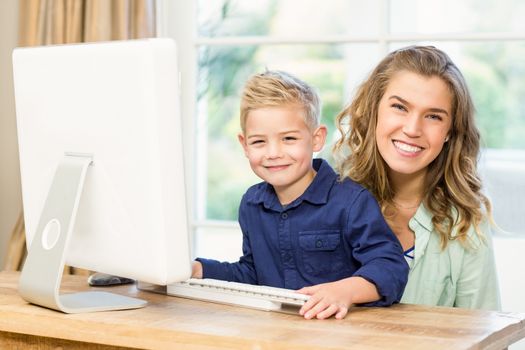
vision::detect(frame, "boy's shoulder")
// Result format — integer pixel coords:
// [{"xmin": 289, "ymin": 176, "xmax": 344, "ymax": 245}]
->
[
  {"xmin": 332, "ymin": 174, "xmax": 368, "ymax": 194},
  {"xmin": 314, "ymin": 158, "xmax": 367, "ymax": 192},
  {"xmin": 241, "ymin": 181, "xmax": 269, "ymax": 203},
  {"xmin": 327, "ymin": 173, "xmax": 378, "ymax": 208}
]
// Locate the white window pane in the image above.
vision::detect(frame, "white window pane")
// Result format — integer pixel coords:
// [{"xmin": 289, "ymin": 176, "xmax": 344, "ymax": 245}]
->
[
  {"xmin": 197, "ymin": 0, "xmax": 382, "ymax": 37},
  {"xmin": 390, "ymin": 0, "xmax": 525, "ymax": 34},
  {"xmin": 189, "ymin": 0, "xmax": 525, "ymax": 226},
  {"xmin": 194, "ymin": 226, "xmax": 242, "ymax": 261},
  {"xmin": 480, "ymin": 149, "xmax": 525, "ymax": 235}
]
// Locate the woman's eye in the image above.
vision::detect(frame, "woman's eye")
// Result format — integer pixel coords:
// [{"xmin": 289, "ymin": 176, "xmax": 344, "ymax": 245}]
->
[
  {"xmin": 427, "ymin": 114, "xmax": 443, "ymax": 121},
  {"xmin": 392, "ymin": 103, "xmax": 407, "ymax": 112}
]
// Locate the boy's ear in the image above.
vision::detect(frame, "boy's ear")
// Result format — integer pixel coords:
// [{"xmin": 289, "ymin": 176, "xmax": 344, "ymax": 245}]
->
[
  {"xmin": 238, "ymin": 133, "xmax": 249, "ymax": 157},
  {"xmin": 312, "ymin": 125, "xmax": 327, "ymax": 152}
]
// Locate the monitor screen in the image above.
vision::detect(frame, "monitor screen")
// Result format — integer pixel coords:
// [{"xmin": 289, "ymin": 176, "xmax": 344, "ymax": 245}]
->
[{"xmin": 13, "ymin": 38, "xmax": 191, "ymax": 312}]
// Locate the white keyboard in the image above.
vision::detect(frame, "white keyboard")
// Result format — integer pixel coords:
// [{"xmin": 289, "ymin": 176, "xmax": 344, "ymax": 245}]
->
[{"xmin": 167, "ymin": 278, "xmax": 310, "ymax": 314}]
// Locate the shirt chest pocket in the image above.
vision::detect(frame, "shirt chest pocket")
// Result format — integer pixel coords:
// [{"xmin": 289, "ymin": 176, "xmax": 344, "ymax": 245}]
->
[{"xmin": 298, "ymin": 231, "xmax": 345, "ymax": 276}]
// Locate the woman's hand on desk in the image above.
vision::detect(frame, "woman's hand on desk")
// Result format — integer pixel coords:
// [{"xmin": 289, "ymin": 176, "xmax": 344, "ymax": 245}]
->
[{"xmin": 297, "ymin": 276, "xmax": 380, "ymax": 320}]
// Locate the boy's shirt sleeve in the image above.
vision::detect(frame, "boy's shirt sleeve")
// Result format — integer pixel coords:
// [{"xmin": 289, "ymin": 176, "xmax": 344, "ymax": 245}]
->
[
  {"xmin": 196, "ymin": 194, "xmax": 258, "ymax": 284},
  {"xmin": 346, "ymin": 189, "xmax": 409, "ymax": 306}
]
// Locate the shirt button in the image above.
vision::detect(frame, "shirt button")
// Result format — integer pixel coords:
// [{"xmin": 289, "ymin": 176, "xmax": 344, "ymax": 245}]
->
[
  {"xmin": 316, "ymin": 239, "xmax": 323, "ymax": 248},
  {"xmin": 281, "ymin": 213, "xmax": 288, "ymax": 219}
]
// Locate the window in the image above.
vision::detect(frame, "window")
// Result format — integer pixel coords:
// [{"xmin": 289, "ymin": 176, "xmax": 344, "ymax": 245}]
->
[{"xmin": 160, "ymin": 0, "xmax": 525, "ymax": 260}]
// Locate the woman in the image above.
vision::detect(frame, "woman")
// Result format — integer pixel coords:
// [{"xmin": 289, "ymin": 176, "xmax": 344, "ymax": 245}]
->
[{"xmin": 333, "ymin": 45, "xmax": 500, "ymax": 309}]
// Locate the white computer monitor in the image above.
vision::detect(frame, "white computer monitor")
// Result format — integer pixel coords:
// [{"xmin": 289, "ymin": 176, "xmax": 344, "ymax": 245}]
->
[{"xmin": 12, "ymin": 38, "xmax": 191, "ymax": 313}]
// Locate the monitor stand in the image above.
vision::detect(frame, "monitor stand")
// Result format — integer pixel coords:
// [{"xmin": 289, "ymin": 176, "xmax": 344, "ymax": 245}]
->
[{"xmin": 18, "ymin": 154, "xmax": 147, "ymax": 313}]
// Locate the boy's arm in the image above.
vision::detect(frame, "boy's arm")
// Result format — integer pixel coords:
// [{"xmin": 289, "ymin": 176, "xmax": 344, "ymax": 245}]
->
[
  {"xmin": 191, "ymin": 260, "xmax": 203, "ymax": 278},
  {"xmin": 192, "ymin": 195, "xmax": 259, "ymax": 284},
  {"xmin": 195, "ymin": 252, "xmax": 257, "ymax": 283},
  {"xmin": 298, "ymin": 189, "xmax": 408, "ymax": 319},
  {"xmin": 346, "ymin": 189, "xmax": 409, "ymax": 306}
]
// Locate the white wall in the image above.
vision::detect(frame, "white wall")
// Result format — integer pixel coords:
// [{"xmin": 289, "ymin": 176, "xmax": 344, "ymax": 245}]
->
[
  {"xmin": 0, "ymin": 0, "xmax": 22, "ymax": 267},
  {"xmin": 480, "ymin": 149, "xmax": 525, "ymax": 350}
]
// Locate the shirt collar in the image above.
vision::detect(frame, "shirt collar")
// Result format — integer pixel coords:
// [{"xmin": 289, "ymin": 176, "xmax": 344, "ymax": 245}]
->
[
  {"xmin": 412, "ymin": 204, "xmax": 434, "ymax": 232},
  {"xmin": 408, "ymin": 204, "xmax": 434, "ymax": 266},
  {"xmin": 249, "ymin": 158, "xmax": 336, "ymax": 211}
]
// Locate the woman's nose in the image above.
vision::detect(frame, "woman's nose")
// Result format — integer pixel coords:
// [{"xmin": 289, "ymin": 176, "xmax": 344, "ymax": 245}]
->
[{"xmin": 402, "ymin": 114, "xmax": 423, "ymax": 138}]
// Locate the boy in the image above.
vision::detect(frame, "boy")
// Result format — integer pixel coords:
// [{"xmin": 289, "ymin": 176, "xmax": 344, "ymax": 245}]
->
[{"xmin": 192, "ymin": 70, "xmax": 408, "ymax": 319}]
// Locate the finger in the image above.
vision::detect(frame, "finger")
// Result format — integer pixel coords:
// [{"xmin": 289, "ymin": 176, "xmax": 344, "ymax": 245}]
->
[
  {"xmin": 299, "ymin": 293, "xmax": 321, "ymax": 316},
  {"xmin": 303, "ymin": 300, "xmax": 329, "ymax": 320},
  {"xmin": 334, "ymin": 305, "xmax": 349, "ymax": 320},
  {"xmin": 316, "ymin": 304, "xmax": 339, "ymax": 320}
]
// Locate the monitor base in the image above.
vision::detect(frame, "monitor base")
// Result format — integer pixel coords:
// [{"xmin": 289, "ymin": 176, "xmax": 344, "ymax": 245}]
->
[{"xmin": 18, "ymin": 154, "xmax": 146, "ymax": 313}]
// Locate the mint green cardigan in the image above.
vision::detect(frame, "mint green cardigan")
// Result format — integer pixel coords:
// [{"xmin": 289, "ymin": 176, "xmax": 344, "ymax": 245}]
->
[{"xmin": 400, "ymin": 205, "xmax": 501, "ymax": 310}]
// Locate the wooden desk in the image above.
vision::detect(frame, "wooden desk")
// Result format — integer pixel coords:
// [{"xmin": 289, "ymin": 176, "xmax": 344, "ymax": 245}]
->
[{"xmin": 1, "ymin": 271, "xmax": 524, "ymax": 350}]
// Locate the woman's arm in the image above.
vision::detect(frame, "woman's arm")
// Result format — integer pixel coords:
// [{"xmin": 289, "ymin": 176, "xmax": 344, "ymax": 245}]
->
[{"xmin": 455, "ymin": 220, "xmax": 501, "ymax": 310}]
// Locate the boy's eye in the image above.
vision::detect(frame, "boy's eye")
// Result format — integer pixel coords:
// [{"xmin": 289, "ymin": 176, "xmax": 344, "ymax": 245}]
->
[
  {"xmin": 283, "ymin": 136, "xmax": 297, "ymax": 141},
  {"xmin": 391, "ymin": 103, "xmax": 407, "ymax": 112},
  {"xmin": 249, "ymin": 139, "xmax": 264, "ymax": 145}
]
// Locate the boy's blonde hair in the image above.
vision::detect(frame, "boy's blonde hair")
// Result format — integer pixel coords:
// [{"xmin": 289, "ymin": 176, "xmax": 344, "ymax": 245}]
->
[{"xmin": 240, "ymin": 70, "xmax": 321, "ymax": 133}]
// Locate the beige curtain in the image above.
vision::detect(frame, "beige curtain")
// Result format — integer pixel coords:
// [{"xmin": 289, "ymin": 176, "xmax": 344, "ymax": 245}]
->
[
  {"xmin": 3, "ymin": 213, "xmax": 26, "ymax": 271},
  {"xmin": 18, "ymin": 0, "xmax": 156, "ymax": 47},
  {"xmin": 4, "ymin": 0, "xmax": 156, "ymax": 273}
]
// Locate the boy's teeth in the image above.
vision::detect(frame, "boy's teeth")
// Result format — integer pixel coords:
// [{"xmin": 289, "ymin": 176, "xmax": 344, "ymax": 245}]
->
[{"xmin": 394, "ymin": 141, "xmax": 422, "ymax": 153}]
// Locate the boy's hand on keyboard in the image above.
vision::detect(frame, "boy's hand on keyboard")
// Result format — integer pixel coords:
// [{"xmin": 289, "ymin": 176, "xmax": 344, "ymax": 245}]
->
[
  {"xmin": 297, "ymin": 279, "xmax": 352, "ymax": 320},
  {"xmin": 297, "ymin": 276, "xmax": 380, "ymax": 320},
  {"xmin": 191, "ymin": 261, "xmax": 203, "ymax": 279}
]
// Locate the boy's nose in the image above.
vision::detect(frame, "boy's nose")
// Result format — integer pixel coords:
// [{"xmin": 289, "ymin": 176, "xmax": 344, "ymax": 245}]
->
[
  {"xmin": 402, "ymin": 114, "xmax": 423, "ymax": 138},
  {"xmin": 266, "ymin": 142, "xmax": 283, "ymax": 159}
]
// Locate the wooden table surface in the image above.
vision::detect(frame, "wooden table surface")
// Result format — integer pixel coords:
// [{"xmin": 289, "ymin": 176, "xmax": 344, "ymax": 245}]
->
[{"xmin": 1, "ymin": 270, "xmax": 524, "ymax": 350}]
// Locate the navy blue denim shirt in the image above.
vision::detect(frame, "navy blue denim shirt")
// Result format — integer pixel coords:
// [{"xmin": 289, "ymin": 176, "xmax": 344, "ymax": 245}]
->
[{"xmin": 197, "ymin": 159, "xmax": 408, "ymax": 306}]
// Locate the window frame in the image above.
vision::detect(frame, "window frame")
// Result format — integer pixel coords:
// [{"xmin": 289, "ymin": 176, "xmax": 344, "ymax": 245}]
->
[{"xmin": 158, "ymin": 0, "xmax": 525, "ymax": 252}]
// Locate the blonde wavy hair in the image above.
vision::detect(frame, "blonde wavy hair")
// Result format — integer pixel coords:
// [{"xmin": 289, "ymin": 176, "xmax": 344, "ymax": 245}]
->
[
  {"xmin": 240, "ymin": 70, "xmax": 321, "ymax": 133},
  {"xmin": 333, "ymin": 45, "xmax": 491, "ymax": 248}
]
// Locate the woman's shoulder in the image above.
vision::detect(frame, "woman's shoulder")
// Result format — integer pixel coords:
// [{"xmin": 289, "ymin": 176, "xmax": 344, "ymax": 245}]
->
[
  {"xmin": 416, "ymin": 205, "xmax": 492, "ymax": 250},
  {"xmin": 463, "ymin": 218, "xmax": 493, "ymax": 251},
  {"xmin": 449, "ymin": 207, "xmax": 492, "ymax": 247}
]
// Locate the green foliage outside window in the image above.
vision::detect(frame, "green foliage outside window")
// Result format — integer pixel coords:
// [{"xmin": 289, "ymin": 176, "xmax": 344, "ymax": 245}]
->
[{"xmin": 198, "ymin": 0, "xmax": 525, "ymax": 221}]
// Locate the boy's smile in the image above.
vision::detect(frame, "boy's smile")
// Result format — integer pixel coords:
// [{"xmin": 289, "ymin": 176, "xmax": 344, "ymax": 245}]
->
[
  {"xmin": 265, "ymin": 164, "xmax": 291, "ymax": 171},
  {"xmin": 238, "ymin": 105, "xmax": 326, "ymax": 205}
]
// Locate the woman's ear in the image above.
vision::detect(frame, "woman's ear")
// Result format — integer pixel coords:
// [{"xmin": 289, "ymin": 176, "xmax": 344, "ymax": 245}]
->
[{"xmin": 312, "ymin": 125, "xmax": 328, "ymax": 152}]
